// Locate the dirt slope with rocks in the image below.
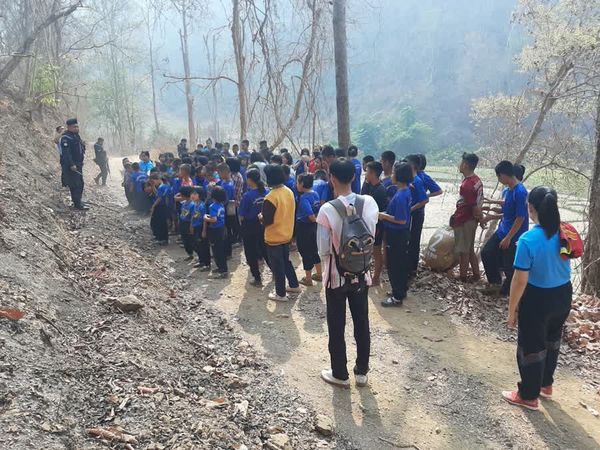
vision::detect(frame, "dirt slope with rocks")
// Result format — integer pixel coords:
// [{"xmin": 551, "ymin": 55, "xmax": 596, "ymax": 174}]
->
[{"xmin": 0, "ymin": 98, "xmax": 350, "ymax": 449}]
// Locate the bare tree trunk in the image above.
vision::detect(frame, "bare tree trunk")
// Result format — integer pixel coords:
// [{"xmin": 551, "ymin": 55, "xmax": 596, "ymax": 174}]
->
[
  {"xmin": 146, "ymin": 19, "xmax": 160, "ymax": 136},
  {"xmin": 582, "ymin": 92, "xmax": 600, "ymax": 296},
  {"xmin": 179, "ymin": 2, "xmax": 196, "ymax": 147},
  {"xmin": 332, "ymin": 0, "xmax": 350, "ymax": 151},
  {"xmin": 231, "ymin": 0, "xmax": 248, "ymax": 141}
]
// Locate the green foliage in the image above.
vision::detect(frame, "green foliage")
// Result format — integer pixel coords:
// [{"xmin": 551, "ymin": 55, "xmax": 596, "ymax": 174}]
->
[
  {"xmin": 31, "ymin": 64, "xmax": 60, "ymax": 106},
  {"xmin": 352, "ymin": 107, "xmax": 435, "ymax": 156}
]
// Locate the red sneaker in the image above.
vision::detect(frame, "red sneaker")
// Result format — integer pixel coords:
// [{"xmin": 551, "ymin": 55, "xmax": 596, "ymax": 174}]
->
[
  {"xmin": 540, "ymin": 385, "xmax": 553, "ymax": 399},
  {"xmin": 502, "ymin": 390, "xmax": 539, "ymax": 411}
]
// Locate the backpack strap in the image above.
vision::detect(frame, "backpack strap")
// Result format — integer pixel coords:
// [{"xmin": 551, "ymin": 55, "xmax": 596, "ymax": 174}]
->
[
  {"xmin": 354, "ymin": 195, "xmax": 364, "ymax": 217},
  {"xmin": 330, "ymin": 198, "xmax": 347, "ymax": 219}
]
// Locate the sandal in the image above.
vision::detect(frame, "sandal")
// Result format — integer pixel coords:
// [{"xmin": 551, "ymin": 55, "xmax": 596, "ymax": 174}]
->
[{"xmin": 298, "ymin": 277, "xmax": 314, "ymax": 287}]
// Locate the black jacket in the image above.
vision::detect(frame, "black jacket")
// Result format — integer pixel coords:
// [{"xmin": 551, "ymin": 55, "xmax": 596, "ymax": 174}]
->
[{"xmin": 60, "ymin": 131, "xmax": 85, "ymax": 168}]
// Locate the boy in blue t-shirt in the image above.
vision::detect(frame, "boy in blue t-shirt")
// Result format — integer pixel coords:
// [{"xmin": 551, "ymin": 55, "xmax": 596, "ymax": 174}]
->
[
  {"xmin": 295, "ymin": 173, "xmax": 322, "ymax": 286},
  {"xmin": 348, "ymin": 145, "xmax": 363, "ymax": 194},
  {"xmin": 190, "ymin": 187, "xmax": 211, "ymax": 270},
  {"xmin": 416, "ymin": 154, "xmax": 443, "ymax": 198},
  {"xmin": 149, "ymin": 173, "xmax": 170, "ymax": 244},
  {"xmin": 406, "ymin": 154, "xmax": 430, "ymax": 277},
  {"xmin": 481, "ymin": 160, "xmax": 529, "ymax": 296},
  {"xmin": 378, "ymin": 162, "xmax": 413, "ymax": 306},
  {"xmin": 203, "ymin": 186, "xmax": 228, "ymax": 278},
  {"xmin": 217, "ymin": 162, "xmax": 236, "ymax": 257},
  {"xmin": 178, "ymin": 186, "xmax": 195, "ymax": 260},
  {"xmin": 380, "ymin": 150, "xmax": 397, "ymax": 200}
]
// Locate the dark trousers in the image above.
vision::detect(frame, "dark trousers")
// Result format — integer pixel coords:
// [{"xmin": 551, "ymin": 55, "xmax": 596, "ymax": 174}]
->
[
  {"xmin": 225, "ymin": 214, "xmax": 237, "ymax": 257},
  {"xmin": 386, "ymin": 228, "xmax": 410, "ymax": 300},
  {"xmin": 517, "ymin": 282, "xmax": 572, "ymax": 400},
  {"xmin": 482, "ymin": 233, "xmax": 516, "ymax": 294},
  {"xmin": 326, "ymin": 281, "xmax": 370, "ymax": 380},
  {"xmin": 409, "ymin": 210, "xmax": 424, "ymax": 274},
  {"xmin": 63, "ymin": 166, "xmax": 84, "ymax": 208},
  {"xmin": 124, "ymin": 185, "xmax": 133, "ymax": 206},
  {"xmin": 208, "ymin": 227, "xmax": 228, "ymax": 273},
  {"xmin": 150, "ymin": 205, "xmax": 169, "ymax": 242},
  {"xmin": 193, "ymin": 227, "xmax": 211, "ymax": 266},
  {"xmin": 241, "ymin": 220, "xmax": 267, "ymax": 281},
  {"xmin": 95, "ymin": 162, "xmax": 109, "ymax": 185},
  {"xmin": 266, "ymin": 243, "xmax": 299, "ymax": 297},
  {"xmin": 179, "ymin": 221, "xmax": 194, "ymax": 255},
  {"xmin": 296, "ymin": 221, "xmax": 320, "ymax": 271}
]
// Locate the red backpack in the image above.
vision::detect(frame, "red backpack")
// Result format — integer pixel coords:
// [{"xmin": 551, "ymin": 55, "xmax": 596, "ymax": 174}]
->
[{"xmin": 559, "ymin": 223, "xmax": 583, "ymax": 260}]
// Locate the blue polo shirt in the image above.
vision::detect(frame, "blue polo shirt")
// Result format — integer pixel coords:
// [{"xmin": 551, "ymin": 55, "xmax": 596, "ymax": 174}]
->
[
  {"xmin": 496, "ymin": 183, "xmax": 529, "ymax": 241},
  {"xmin": 313, "ymin": 179, "xmax": 329, "ymax": 202},
  {"xmin": 384, "ymin": 187, "xmax": 411, "ymax": 231},
  {"xmin": 156, "ymin": 183, "xmax": 170, "ymax": 205},
  {"xmin": 351, "ymin": 158, "xmax": 362, "ymax": 194},
  {"xmin": 208, "ymin": 202, "xmax": 225, "ymax": 229},
  {"xmin": 191, "ymin": 201, "xmax": 206, "ymax": 228},
  {"xmin": 410, "ymin": 175, "xmax": 428, "ymax": 211},
  {"xmin": 296, "ymin": 191, "xmax": 320, "ymax": 223},
  {"xmin": 418, "ymin": 171, "xmax": 442, "ymax": 195},
  {"xmin": 179, "ymin": 200, "xmax": 194, "ymax": 222},
  {"xmin": 239, "ymin": 188, "xmax": 267, "ymax": 221},
  {"xmin": 139, "ymin": 160, "xmax": 154, "ymax": 174},
  {"xmin": 218, "ymin": 180, "xmax": 235, "ymax": 202},
  {"xmin": 514, "ymin": 225, "xmax": 571, "ymax": 288},
  {"xmin": 382, "ymin": 176, "xmax": 398, "ymax": 199}
]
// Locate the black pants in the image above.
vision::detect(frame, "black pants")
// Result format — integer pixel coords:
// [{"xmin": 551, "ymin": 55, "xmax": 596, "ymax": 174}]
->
[
  {"xmin": 241, "ymin": 220, "xmax": 267, "ymax": 281},
  {"xmin": 326, "ymin": 281, "xmax": 370, "ymax": 380},
  {"xmin": 193, "ymin": 227, "xmax": 211, "ymax": 267},
  {"xmin": 225, "ymin": 214, "xmax": 237, "ymax": 257},
  {"xmin": 95, "ymin": 162, "xmax": 109, "ymax": 185},
  {"xmin": 179, "ymin": 221, "xmax": 194, "ymax": 255},
  {"xmin": 481, "ymin": 233, "xmax": 516, "ymax": 294},
  {"xmin": 266, "ymin": 243, "xmax": 299, "ymax": 297},
  {"xmin": 409, "ymin": 210, "xmax": 424, "ymax": 274},
  {"xmin": 386, "ymin": 228, "xmax": 410, "ymax": 300},
  {"xmin": 517, "ymin": 282, "xmax": 572, "ymax": 400},
  {"xmin": 151, "ymin": 205, "xmax": 169, "ymax": 242},
  {"xmin": 296, "ymin": 221, "xmax": 320, "ymax": 271},
  {"xmin": 208, "ymin": 227, "xmax": 228, "ymax": 273},
  {"xmin": 63, "ymin": 165, "xmax": 84, "ymax": 208}
]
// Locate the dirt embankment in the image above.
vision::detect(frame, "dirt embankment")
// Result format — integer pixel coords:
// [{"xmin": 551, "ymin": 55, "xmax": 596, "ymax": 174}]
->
[{"xmin": 0, "ymin": 98, "xmax": 348, "ymax": 449}]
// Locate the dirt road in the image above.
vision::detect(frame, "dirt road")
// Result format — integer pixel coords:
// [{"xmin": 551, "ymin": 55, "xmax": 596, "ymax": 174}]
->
[{"xmin": 110, "ymin": 158, "xmax": 600, "ymax": 449}]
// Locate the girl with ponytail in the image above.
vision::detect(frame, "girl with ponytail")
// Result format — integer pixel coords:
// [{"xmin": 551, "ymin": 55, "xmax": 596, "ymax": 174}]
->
[
  {"xmin": 502, "ymin": 186, "xmax": 571, "ymax": 411},
  {"xmin": 238, "ymin": 169, "xmax": 269, "ymax": 286}
]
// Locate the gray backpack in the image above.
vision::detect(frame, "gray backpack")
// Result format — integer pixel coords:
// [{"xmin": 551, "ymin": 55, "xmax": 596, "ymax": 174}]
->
[{"xmin": 330, "ymin": 196, "xmax": 375, "ymax": 280}]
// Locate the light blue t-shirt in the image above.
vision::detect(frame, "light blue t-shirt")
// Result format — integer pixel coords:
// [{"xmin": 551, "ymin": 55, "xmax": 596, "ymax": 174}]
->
[{"xmin": 513, "ymin": 225, "xmax": 571, "ymax": 288}]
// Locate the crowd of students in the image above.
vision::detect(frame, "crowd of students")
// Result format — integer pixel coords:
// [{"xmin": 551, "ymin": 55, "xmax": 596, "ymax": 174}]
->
[{"xmin": 119, "ymin": 139, "xmax": 575, "ymax": 411}]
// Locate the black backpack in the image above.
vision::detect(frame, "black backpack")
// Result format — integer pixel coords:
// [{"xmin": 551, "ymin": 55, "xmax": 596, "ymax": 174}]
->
[{"xmin": 330, "ymin": 196, "xmax": 375, "ymax": 280}]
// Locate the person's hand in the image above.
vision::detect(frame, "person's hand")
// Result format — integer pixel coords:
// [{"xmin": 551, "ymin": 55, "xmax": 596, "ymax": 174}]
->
[
  {"xmin": 378, "ymin": 212, "xmax": 386, "ymax": 221},
  {"xmin": 258, "ymin": 213, "xmax": 263, "ymax": 223},
  {"xmin": 499, "ymin": 236, "xmax": 511, "ymax": 250},
  {"xmin": 507, "ymin": 311, "xmax": 517, "ymax": 329},
  {"xmin": 204, "ymin": 214, "xmax": 211, "ymax": 221},
  {"xmin": 70, "ymin": 165, "xmax": 77, "ymax": 171}
]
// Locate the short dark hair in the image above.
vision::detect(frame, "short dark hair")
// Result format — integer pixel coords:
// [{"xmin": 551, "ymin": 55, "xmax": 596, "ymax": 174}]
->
[
  {"xmin": 180, "ymin": 163, "xmax": 192, "ymax": 174},
  {"xmin": 405, "ymin": 154, "xmax": 421, "ymax": 171},
  {"xmin": 250, "ymin": 152, "xmax": 264, "ymax": 163},
  {"xmin": 366, "ymin": 161, "xmax": 383, "ymax": 178},
  {"xmin": 321, "ymin": 145, "xmax": 335, "ymax": 159},
  {"xmin": 348, "ymin": 145, "xmax": 358, "ymax": 157},
  {"xmin": 335, "ymin": 148, "xmax": 346, "ymax": 158},
  {"xmin": 329, "ymin": 158, "xmax": 355, "ymax": 184},
  {"xmin": 514, "ymin": 164, "xmax": 526, "ymax": 181},
  {"xmin": 282, "ymin": 153, "xmax": 293, "ymax": 165},
  {"xmin": 265, "ymin": 164, "xmax": 286, "ymax": 186},
  {"xmin": 131, "ymin": 162, "xmax": 140, "ymax": 170},
  {"xmin": 179, "ymin": 186, "xmax": 193, "ymax": 198},
  {"xmin": 462, "ymin": 153, "xmax": 479, "ymax": 170},
  {"xmin": 394, "ymin": 162, "xmax": 414, "ymax": 184},
  {"xmin": 495, "ymin": 160, "xmax": 515, "ymax": 177},
  {"xmin": 314, "ymin": 169, "xmax": 328, "ymax": 181},
  {"xmin": 282, "ymin": 164, "xmax": 290, "ymax": 177},
  {"xmin": 362, "ymin": 155, "xmax": 375, "ymax": 164},
  {"xmin": 211, "ymin": 185, "xmax": 227, "ymax": 203},
  {"xmin": 191, "ymin": 186, "xmax": 206, "ymax": 200},
  {"xmin": 140, "ymin": 150, "xmax": 150, "ymax": 157},
  {"xmin": 242, "ymin": 139, "xmax": 249, "ymax": 145},
  {"xmin": 417, "ymin": 154, "xmax": 427, "ymax": 170},
  {"xmin": 150, "ymin": 172, "xmax": 162, "ymax": 181},
  {"xmin": 381, "ymin": 151, "xmax": 396, "ymax": 164},
  {"xmin": 297, "ymin": 173, "xmax": 314, "ymax": 189},
  {"xmin": 271, "ymin": 154, "xmax": 283, "ymax": 165},
  {"xmin": 226, "ymin": 157, "xmax": 241, "ymax": 173},
  {"xmin": 217, "ymin": 162, "xmax": 230, "ymax": 174}
]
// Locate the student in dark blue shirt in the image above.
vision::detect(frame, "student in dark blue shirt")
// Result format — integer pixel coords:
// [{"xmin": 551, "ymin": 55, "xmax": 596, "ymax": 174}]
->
[
  {"xmin": 178, "ymin": 186, "xmax": 195, "ymax": 260},
  {"xmin": 502, "ymin": 187, "xmax": 571, "ymax": 411},
  {"xmin": 204, "ymin": 186, "xmax": 228, "ymax": 278},
  {"xmin": 295, "ymin": 173, "xmax": 322, "ymax": 286},
  {"xmin": 190, "ymin": 187, "xmax": 211, "ymax": 270},
  {"xmin": 217, "ymin": 162, "xmax": 236, "ymax": 258},
  {"xmin": 380, "ymin": 150, "xmax": 397, "ymax": 200},
  {"xmin": 313, "ymin": 170, "xmax": 329, "ymax": 204},
  {"xmin": 416, "ymin": 154, "xmax": 443, "ymax": 198},
  {"xmin": 481, "ymin": 161, "xmax": 529, "ymax": 296},
  {"xmin": 348, "ymin": 145, "xmax": 363, "ymax": 194},
  {"xmin": 149, "ymin": 173, "xmax": 170, "ymax": 244},
  {"xmin": 379, "ymin": 162, "xmax": 413, "ymax": 307},
  {"xmin": 239, "ymin": 169, "xmax": 269, "ymax": 286},
  {"xmin": 406, "ymin": 154, "xmax": 430, "ymax": 277}
]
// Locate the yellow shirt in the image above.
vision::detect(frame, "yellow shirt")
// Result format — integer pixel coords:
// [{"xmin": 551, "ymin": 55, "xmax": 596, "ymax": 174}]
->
[{"xmin": 264, "ymin": 186, "xmax": 296, "ymax": 245}]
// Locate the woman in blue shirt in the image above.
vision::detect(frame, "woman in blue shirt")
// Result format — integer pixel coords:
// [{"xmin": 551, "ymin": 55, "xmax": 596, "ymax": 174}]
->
[
  {"xmin": 295, "ymin": 173, "xmax": 322, "ymax": 286},
  {"xmin": 239, "ymin": 169, "xmax": 269, "ymax": 286},
  {"xmin": 502, "ymin": 186, "xmax": 571, "ymax": 411}
]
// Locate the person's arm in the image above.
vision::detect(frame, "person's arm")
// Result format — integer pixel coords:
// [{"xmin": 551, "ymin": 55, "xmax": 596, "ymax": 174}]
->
[
  {"xmin": 425, "ymin": 175, "xmax": 443, "ymax": 198},
  {"xmin": 204, "ymin": 214, "xmax": 217, "ymax": 224},
  {"xmin": 410, "ymin": 198, "xmax": 429, "ymax": 212},
  {"xmin": 500, "ymin": 216, "xmax": 525, "ymax": 249},
  {"xmin": 308, "ymin": 214, "xmax": 317, "ymax": 223},
  {"xmin": 60, "ymin": 137, "xmax": 75, "ymax": 169},
  {"xmin": 316, "ymin": 210, "xmax": 331, "ymax": 258},
  {"xmin": 378, "ymin": 212, "xmax": 407, "ymax": 225},
  {"xmin": 508, "ymin": 270, "xmax": 528, "ymax": 328},
  {"xmin": 262, "ymin": 199, "xmax": 276, "ymax": 227}
]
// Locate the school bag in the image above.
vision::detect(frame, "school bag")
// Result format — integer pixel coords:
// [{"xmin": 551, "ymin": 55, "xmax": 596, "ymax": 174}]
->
[
  {"xmin": 330, "ymin": 196, "xmax": 375, "ymax": 279},
  {"xmin": 559, "ymin": 223, "xmax": 583, "ymax": 260}
]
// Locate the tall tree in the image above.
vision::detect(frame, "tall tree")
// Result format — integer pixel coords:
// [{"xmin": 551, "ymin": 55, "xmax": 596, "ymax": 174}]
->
[
  {"xmin": 231, "ymin": 0, "xmax": 248, "ymax": 141},
  {"xmin": 332, "ymin": 0, "xmax": 350, "ymax": 150},
  {"xmin": 178, "ymin": 0, "xmax": 196, "ymax": 147}
]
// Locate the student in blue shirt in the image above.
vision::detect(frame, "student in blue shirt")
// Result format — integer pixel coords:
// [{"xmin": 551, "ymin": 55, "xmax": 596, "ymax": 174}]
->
[
  {"xmin": 348, "ymin": 145, "xmax": 363, "ymax": 194},
  {"xmin": 178, "ymin": 186, "xmax": 195, "ymax": 260},
  {"xmin": 217, "ymin": 162, "xmax": 236, "ymax": 258},
  {"xmin": 149, "ymin": 173, "xmax": 170, "ymax": 245},
  {"xmin": 379, "ymin": 162, "xmax": 413, "ymax": 306},
  {"xmin": 481, "ymin": 161, "xmax": 529, "ymax": 296},
  {"xmin": 135, "ymin": 170, "xmax": 150, "ymax": 214},
  {"xmin": 380, "ymin": 150, "xmax": 397, "ymax": 200},
  {"xmin": 313, "ymin": 170, "xmax": 330, "ymax": 204},
  {"xmin": 139, "ymin": 151, "xmax": 155, "ymax": 174},
  {"xmin": 502, "ymin": 186, "xmax": 571, "ymax": 411},
  {"xmin": 204, "ymin": 186, "xmax": 228, "ymax": 278},
  {"xmin": 295, "ymin": 173, "xmax": 322, "ymax": 286},
  {"xmin": 239, "ymin": 169, "xmax": 269, "ymax": 286},
  {"xmin": 405, "ymin": 155, "xmax": 430, "ymax": 277},
  {"xmin": 190, "ymin": 187, "xmax": 211, "ymax": 270},
  {"xmin": 416, "ymin": 154, "xmax": 443, "ymax": 198}
]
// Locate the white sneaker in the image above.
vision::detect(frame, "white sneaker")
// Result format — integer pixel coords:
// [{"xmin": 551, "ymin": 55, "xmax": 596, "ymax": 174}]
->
[
  {"xmin": 355, "ymin": 374, "xmax": 368, "ymax": 387},
  {"xmin": 286, "ymin": 286, "xmax": 302, "ymax": 294},
  {"xmin": 320, "ymin": 369, "xmax": 350, "ymax": 388},
  {"xmin": 268, "ymin": 291, "xmax": 288, "ymax": 302}
]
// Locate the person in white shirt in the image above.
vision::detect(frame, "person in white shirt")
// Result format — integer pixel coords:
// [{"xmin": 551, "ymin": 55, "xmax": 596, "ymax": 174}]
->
[{"xmin": 316, "ymin": 158, "xmax": 379, "ymax": 388}]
